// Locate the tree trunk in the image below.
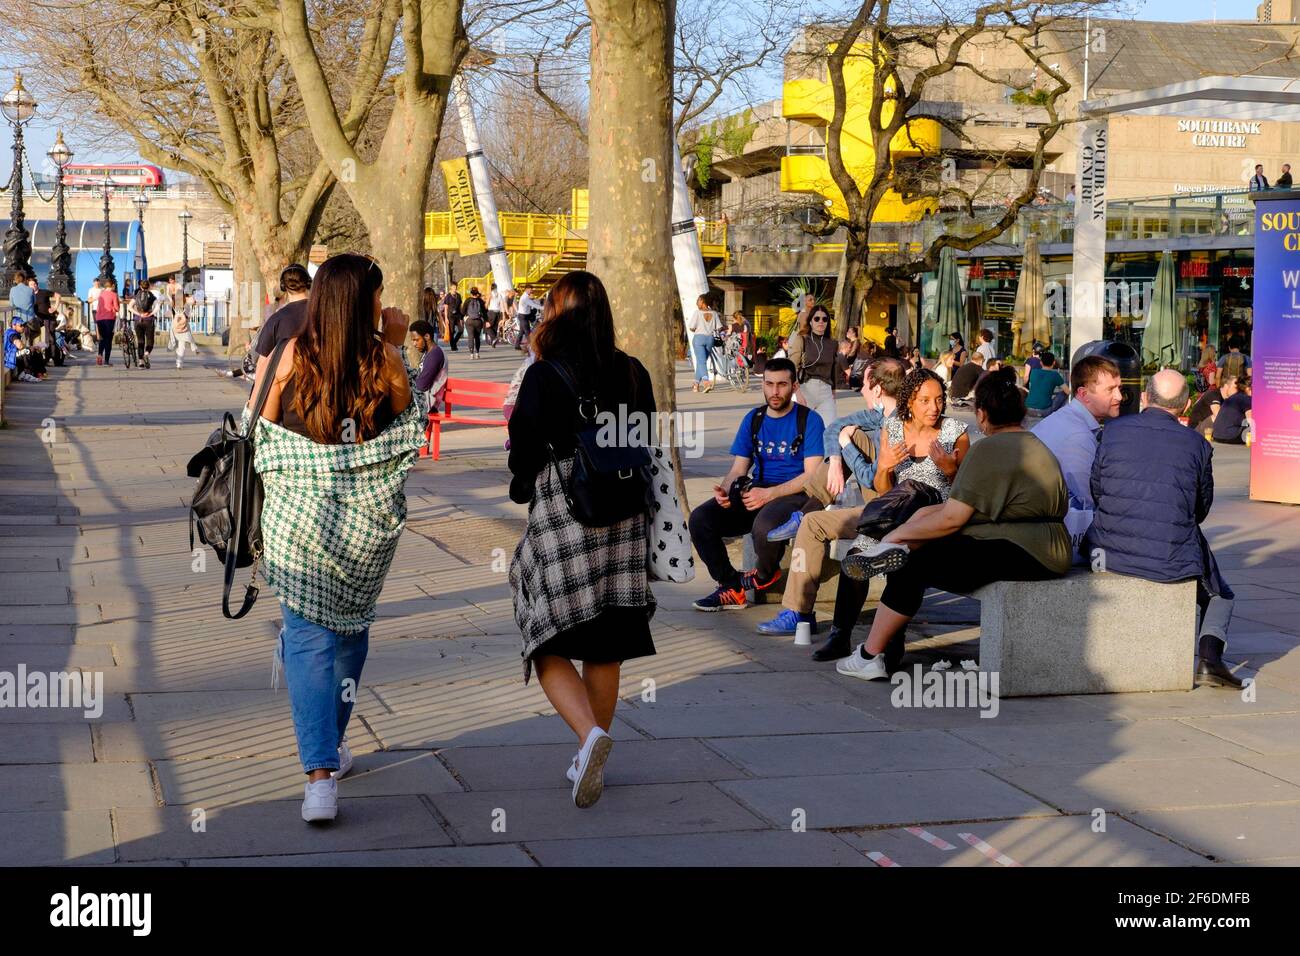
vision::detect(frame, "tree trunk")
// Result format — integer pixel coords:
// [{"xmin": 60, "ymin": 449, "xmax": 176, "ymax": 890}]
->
[
  {"xmin": 835, "ymin": 237, "xmax": 871, "ymax": 336},
  {"xmin": 585, "ymin": 0, "xmax": 678, "ymax": 432}
]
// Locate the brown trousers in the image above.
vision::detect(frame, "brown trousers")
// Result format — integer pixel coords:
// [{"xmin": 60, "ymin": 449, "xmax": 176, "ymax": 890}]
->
[{"xmin": 802, "ymin": 427, "xmax": 875, "ymax": 506}]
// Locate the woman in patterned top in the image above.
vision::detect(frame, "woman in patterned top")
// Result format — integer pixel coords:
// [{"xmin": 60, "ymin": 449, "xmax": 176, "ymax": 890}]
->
[
  {"xmin": 248, "ymin": 253, "xmax": 426, "ymax": 825},
  {"xmin": 872, "ymin": 367, "xmax": 970, "ymax": 499}
]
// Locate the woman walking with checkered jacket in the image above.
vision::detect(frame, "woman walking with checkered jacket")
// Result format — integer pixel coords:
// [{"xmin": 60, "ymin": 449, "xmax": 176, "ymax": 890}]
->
[
  {"xmin": 507, "ymin": 271, "xmax": 657, "ymax": 810},
  {"xmin": 246, "ymin": 254, "xmax": 428, "ymax": 825}
]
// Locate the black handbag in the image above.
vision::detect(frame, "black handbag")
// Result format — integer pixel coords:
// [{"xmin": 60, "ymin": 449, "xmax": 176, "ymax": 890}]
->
[
  {"xmin": 186, "ymin": 340, "xmax": 287, "ymax": 618},
  {"xmin": 856, "ymin": 479, "xmax": 943, "ymax": 539},
  {"xmin": 545, "ymin": 360, "xmax": 651, "ymax": 528}
]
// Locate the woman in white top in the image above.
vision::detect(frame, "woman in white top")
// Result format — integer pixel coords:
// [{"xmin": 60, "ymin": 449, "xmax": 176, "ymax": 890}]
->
[
  {"xmin": 686, "ymin": 294, "xmax": 721, "ymax": 392},
  {"xmin": 934, "ymin": 350, "xmax": 955, "ymax": 386}
]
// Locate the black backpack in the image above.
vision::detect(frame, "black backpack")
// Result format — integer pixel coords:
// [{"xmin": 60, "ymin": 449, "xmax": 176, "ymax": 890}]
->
[
  {"xmin": 749, "ymin": 402, "xmax": 810, "ymax": 485},
  {"xmin": 135, "ymin": 289, "xmax": 156, "ymax": 314},
  {"xmin": 545, "ymin": 360, "xmax": 651, "ymax": 528},
  {"xmin": 186, "ymin": 340, "xmax": 287, "ymax": 618}
]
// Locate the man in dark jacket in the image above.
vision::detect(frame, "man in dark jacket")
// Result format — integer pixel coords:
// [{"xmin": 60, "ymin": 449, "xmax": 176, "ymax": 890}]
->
[{"xmin": 1086, "ymin": 369, "xmax": 1241, "ymax": 687}]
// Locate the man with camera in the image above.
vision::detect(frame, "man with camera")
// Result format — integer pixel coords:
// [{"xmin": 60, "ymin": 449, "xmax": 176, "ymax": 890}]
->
[{"xmin": 689, "ymin": 357, "xmax": 826, "ymax": 611}]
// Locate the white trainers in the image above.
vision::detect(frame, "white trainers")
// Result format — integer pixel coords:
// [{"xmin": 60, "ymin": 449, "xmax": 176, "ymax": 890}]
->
[
  {"xmin": 565, "ymin": 753, "xmax": 579, "ymax": 784},
  {"xmin": 333, "ymin": 737, "xmax": 353, "ymax": 779},
  {"xmin": 836, "ymin": 645, "xmax": 891, "ymax": 681},
  {"xmin": 572, "ymin": 727, "xmax": 613, "ymax": 809},
  {"xmin": 301, "ymin": 777, "xmax": 338, "ymax": 822},
  {"xmin": 841, "ymin": 542, "xmax": 910, "ymax": 582}
]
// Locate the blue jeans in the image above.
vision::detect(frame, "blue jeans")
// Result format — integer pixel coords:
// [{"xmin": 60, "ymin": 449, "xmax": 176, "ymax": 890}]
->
[
  {"xmin": 278, "ymin": 604, "xmax": 369, "ymax": 774},
  {"xmin": 691, "ymin": 333, "xmax": 714, "ymax": 383}
]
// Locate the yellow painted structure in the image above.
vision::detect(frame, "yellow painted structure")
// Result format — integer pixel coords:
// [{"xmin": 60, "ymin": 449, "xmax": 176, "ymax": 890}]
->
[
  {"xmin": 425, "ymin": 188, "xmax": 729, "ymax": 295},
  {"xmin": 780, "ymin": 47, "xmax": 940, "ymax": 222}
]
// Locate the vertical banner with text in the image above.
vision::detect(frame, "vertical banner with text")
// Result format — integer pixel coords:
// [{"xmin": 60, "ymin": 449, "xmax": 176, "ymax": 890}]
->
[
  {"xmin": 1250, "ymin": 193, "xmax": 1300, "ymax": 504},
  {"xmin": 441, "ymin": 158, "xmax": 487, "ymax": 256},
  {"xmin": 1069, "ymin": 118, "xmax": 1109, "ymax": 365}
]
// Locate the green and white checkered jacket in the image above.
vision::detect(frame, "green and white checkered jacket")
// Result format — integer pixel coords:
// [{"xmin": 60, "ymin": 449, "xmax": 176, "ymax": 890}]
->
[{"xmin": 246, "ymin": 373, "xmax": 428, "ymax": 634}]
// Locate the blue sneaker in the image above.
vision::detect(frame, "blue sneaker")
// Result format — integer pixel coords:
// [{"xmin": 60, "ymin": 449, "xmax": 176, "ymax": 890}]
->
[
  {"xmin": 766, "ymin": 511, "xmax": 804, "ymax": 542},
  {"xmin": 756, "ymin": 609, "xmax": 817, "ymax": 636},
  {"xmin": 693, "ymin": 583, "xmax": 748, "ymax": 611}
]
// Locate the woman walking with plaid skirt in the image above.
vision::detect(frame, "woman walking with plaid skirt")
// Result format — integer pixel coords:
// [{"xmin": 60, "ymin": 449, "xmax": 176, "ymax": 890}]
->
[
  {"xmin": 508, "ymin": 271, "xmax": 657, "ymax": 809},
  {"xmin": 248, "ymin": 254, "xmax": 427, "ymax": 824}
]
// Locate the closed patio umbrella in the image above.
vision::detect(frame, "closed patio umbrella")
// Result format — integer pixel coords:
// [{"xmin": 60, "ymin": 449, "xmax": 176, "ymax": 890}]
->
[
  {"xmin": 1011, "ymin": 235, "xmax": 1047, "ymax": 357},
  {"xmin": 893, "ymin": 280, "xmax": 913, "ymax": 350},
  {"xmin": 930, "ymin": 246, "xmax": 963, "ymax": 356},
  {"xmin": 1142, "ymin": 250, "xmax": 1179, "ymax": 368}
]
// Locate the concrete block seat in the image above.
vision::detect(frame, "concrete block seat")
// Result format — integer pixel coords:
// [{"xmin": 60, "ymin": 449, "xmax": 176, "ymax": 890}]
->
[{"xmin": 970, "ymin": 569, "xmax": 1197, "ymax": 697}]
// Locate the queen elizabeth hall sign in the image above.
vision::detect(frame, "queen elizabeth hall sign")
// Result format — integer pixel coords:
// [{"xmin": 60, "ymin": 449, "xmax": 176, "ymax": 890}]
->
[{"xmin": 1249, "ymin": 192, "xmax": 1300, "ymax": 505}]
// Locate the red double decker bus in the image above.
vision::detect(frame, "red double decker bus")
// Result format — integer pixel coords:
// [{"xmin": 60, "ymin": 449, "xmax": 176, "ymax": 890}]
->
[{"xmin": 61, "ymin": 163, "xmax": 165, "ymax": 189}]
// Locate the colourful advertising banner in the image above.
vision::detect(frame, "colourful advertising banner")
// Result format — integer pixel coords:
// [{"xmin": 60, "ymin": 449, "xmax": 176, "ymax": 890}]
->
[
  {"xmin": 440, "ymin": 158, "xmax": 486, "ymax": 256},
  {"xmin": 1249, "ymin": 193, "xmax": 1300, "ymax": 504}
]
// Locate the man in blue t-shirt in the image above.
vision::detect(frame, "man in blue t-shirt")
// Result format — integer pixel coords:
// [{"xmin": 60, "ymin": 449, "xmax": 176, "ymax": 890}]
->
[{"xmin": 689, "ymin": 357, "xmax": 826, "ymax": 610}]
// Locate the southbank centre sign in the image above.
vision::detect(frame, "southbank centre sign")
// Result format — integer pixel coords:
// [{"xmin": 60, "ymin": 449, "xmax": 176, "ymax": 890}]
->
[{"xmin": 1249, "ymin": 192, "xmax": 1300, "ymax": 505}]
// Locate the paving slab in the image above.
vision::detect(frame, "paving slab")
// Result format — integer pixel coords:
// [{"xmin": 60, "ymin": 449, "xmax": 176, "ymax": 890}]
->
[
  {"xmin": 0, "ymin": 809, "xmax": 117, "ymax": 866},
  {"xmin": 0, "ymin": 761, "xmax": 157, "ymax": 811},
  {"xmin": 430, "ymin": 782, "xmax": 770, "ymax": 843},
  {"xmin": 835, "ymin": 815, "xmax": 1209, "ymax": 866},
  {"xmin": 441, "ymin": 737, "xmax": 748, "ymax": 791},
  {"xmin": 706, "ymin": 730, "xmax": 1007, "ymax": 777},
  {"xmin": 0, "ymin": 724, "xmax": 94, "ymax": 764},
  {"xmin": 951, "ymin": 719, "xmax": 1255, "ymax": 766},
  {"xmin": 990, "ymin": 757, "xmax": 1300, "ymax": 813},
  {"xmin": 1182, "ymin": 713, "xmax": 1300, "ymax": 754},
  {"xmin": 526, "ymin": 830, "xmax": 871, "ymax": 867},
  {"xmin": 113, "ymin": 795, "xmax": 452, "ymax": 862},
  {"xmin": 616, "ymin": 702, "xmax": 890, "ymax": 738},
  {"xmin": 718, "ymin": 769, "xmax": 1059, "ymax": 829},
  {"xmin": 189, "ymin": 845, "xmax": 536, "ymax": 867},
  {"xmin": 1129, "ymin": 802, "xmax": 1300, "ymax": 863}
]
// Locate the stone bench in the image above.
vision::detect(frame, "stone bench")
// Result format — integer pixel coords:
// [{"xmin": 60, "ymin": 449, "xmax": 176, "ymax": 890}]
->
[{"xmin": 972, "ymin": 568, "xmax": 1197, "ymax": 697}]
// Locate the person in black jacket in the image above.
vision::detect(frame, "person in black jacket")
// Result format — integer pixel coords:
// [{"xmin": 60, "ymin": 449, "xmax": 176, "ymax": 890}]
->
[
  {"xmin": 1277, "ymin": 163, "xmax": 1293, "ymax": 189},
  {"xmin": 1086, "ymin": 369, "xmax": 1241, "ymax": 687},
  {"xmin": 507, "ymin": 270, "xmax": 656, "ymax": 809}
]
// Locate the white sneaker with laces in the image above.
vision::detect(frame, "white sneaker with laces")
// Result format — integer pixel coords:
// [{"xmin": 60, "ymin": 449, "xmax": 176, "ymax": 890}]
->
[
  {"xmin": 836, "ymin": 646, "xmax": 890, "ymax": 681},
  {"xmin": 565, "ymin": 753, "xmax": 579, "ymax": 784},
  {"xmin": 333, "ymin": 737, "xmax": 353, "ymax": 779},
  {"xmin": 572, "ymin": 727, "xmax": 613, "ymax": 809},
  {"xmin": 301, "ymin": 776, "xmax": 338, "ymax": 822}
]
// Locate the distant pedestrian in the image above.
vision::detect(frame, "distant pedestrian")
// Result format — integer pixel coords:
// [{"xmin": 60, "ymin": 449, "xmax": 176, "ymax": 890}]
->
[
  {"xmin": 173, "ymin": 294, "xmax": 198, "ymax": 369},
  {"xmin": 441, "ymin": 286, "xmax": 463, "ymax": 350},
  {"xmin": 1277, "ymin": 164, "xmax": 1293, "ymax": 189},
  {"xmin": 1250, "ymin": 164, "xmax": 1269, "ymax": 191},
  {"xmin": 130, "ymin": 280, "xmax": 158, "ymax": 369},
  {"xmin": 94, "ymin": 279, "xmax": 120, "ymax": 366},
  {"xmin": 487, "ymin": 282, "xmax": 505, "ymax": 347},
  {"xmin": 463, "ymin": 287, "xmax": 486, "ymax": 358}
]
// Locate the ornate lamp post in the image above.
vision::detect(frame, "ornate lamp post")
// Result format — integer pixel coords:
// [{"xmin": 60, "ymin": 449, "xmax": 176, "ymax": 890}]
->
[
  {"xmin": 97, "ymin": 175, "xmax": 115, "ymax": 285},
  {"xmin": 2, "ymin": 73, "xmax": 38, "ymax": 288},
  {"xmin": 178, "ymin": 206, "xmax": 192, "ymax": 284},
  {"xmin": 47, "ymin": 130, "xmax": 74, "ymax": 294},
  {"xmin": 132, "ymin": 190, "xmax": 149, "ymax": 286}
]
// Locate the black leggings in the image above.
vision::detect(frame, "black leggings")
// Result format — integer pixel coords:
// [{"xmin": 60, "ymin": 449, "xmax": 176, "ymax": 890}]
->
[
  {"xmin": 464, "ymin": 319, "xmax": 483, "ymax": 355},
  {"xmin": 96, "ymin": 320, "xmax": 115, "ymax": 360},
  {"xmin": 688, "ymin": 492, "xmax": 808, "ymax": 588},
  {"xmin": 136, "ymin": 318, "xmax": 156, "ymax": 355},
  {"xmin": 880, "ymin": 534, "xmax": 1060, "ymax": 618}
]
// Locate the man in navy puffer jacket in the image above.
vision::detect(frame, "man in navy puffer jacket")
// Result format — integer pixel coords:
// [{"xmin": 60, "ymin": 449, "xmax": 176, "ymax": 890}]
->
[{"xmin": 1087, "ymin": 370, "xmax": 1241, "ymax": 687}]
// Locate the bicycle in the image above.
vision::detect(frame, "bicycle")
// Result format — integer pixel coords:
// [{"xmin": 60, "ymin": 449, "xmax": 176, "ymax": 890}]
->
[
  {"xmin": 722, "ymin": 332, "xmax": 751, "ymax": 392},
  {"xmin": 117, "ymin": 316, "xmax": 139, "ymax": 369}
]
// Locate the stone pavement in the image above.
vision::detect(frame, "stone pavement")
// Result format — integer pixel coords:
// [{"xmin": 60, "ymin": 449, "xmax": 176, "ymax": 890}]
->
[{"xmin": 2, "ymin": 341, "xmax": 1300, "ymax": 867}]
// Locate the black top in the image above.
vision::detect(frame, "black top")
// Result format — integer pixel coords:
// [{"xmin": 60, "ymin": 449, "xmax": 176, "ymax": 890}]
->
[
  {"xmin": 279, "ymin": 374, "xmax": 399, "ymax": 443},
  {"xmin": 1212, "ymin": 392, "xmax": 1252, "ymax": 444},
  {"xmin": 882, "ymin": 334, "xmax": 899, "ymax": 358},
  {"xmin": 33, "ymin": 289, "xmax": 55, "ymax": 320},
  {"xmin": 949, "ymin": 360, "xmax": 982, "ymax": 399},
  {"xmin": 255, "ymin": 299, "xmax": 309, "ymax": 357},
  {"xmin": 1279, "ymin": 171, "xmax": 1294, "ymax": 188},
  {"xmin": 1187, "ymin": 388, "xmax": 1222, "ymax": 431},
  {"xmin": 507, "ymin": 352, "xmax": 656, "ymax": 504}
]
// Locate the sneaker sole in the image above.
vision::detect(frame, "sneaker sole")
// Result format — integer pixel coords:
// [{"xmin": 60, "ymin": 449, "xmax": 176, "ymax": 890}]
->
[
  {"xmin": 693, "ymin": 601, "xmax": 747, "ymax": 612},
  {"xmin": 573, "ymin": 735, "xmax": 613, "ymax": 809},
  {"xmin": 302, "ymin": 803, "xmax": 338, "ymax": 823},
  {"xmin": 841, "ymin": 547, "xmax": 909, "ymax": 582},
  {"xmin": 835, "ymin": 661, "xmax": 890, "ymax": 681}
]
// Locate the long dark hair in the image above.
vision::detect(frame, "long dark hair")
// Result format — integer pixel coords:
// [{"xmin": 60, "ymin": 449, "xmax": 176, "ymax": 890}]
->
[
  {"xmin": 290, "ymin": 254, "xmax": 388, "ymax": 444},
  {"xmin": 530, "ymin": 270, "xmax": 634, "ymax": 402},
  {"xmin": 896, "ymin": 367, "xmax": 947, "ymax": 423}
]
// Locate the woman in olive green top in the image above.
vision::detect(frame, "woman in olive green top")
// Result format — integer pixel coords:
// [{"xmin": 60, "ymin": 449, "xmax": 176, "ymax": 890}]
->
[{"xmin": 835, "ymin": 368, "xmax": 1070, "ymax": 681}]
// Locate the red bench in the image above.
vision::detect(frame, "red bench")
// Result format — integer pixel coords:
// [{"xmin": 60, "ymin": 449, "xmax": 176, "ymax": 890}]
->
[{"xmin": 421, "ymin": 377, "xmax": 510, "ymax": 460}]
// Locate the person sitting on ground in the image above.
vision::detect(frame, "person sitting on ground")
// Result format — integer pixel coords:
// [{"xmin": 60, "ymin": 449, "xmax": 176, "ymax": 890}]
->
[
  {"xmin": 1087, "ymin": 369, "xmax": 1241, "ymax": 688},
  {"xmin": 836, "ymin": 333, "xmax": 859, "ymax": 389},
  {"xmin": 1025, "ymin": 349, "xmax": 1066, "ymax": 416},
  {"xmin": 948, "ymin": 350, "xmax": 984, "ymax": 404},
  {"xmin": 1030, "ymin": 355, "xmax": 1123, "ymax": 562},
  {"xmin": 1211, "ymin": 375, "xmax": 1252, "ymax": 444},
  {"xmin": 975, "ymin": 327, "xmax": 997, "ymax": 365},
  {"xmin": 1187, "ymin": 375, "xmax": 1229, "ymax": 435},
  {"xmin": 834, "ymin": 368, "xmax": 1070, "ymax": 680},
  {"xmin": 5, "ymin": 317, "xmax": 42, "ymax": 382},
  {"xmin": 933, "ymin": 349, "xmax": 954, "ymax": 386},
  {"xmin": 407, "ymin": 320, "xmax": 448, "ymax": 415},
  {"xmin": 689, "ymin": 358, "xmax": 825, "ymax": 610},
  {"xmin": 755, "ymin": 359, "xmax": 906, "ymax": 650}
]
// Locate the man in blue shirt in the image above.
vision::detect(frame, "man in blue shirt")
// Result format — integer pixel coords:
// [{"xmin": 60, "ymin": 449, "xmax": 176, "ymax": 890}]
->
[
  {"xmin": 756, "ymin": 357, "xmax": 906, "ymax": 648},
  {"xmin": 9, "ymin": 270, "xmax": 36, "ymax": 324},
  {"xmin": 1031, "ymin": 355, "xmax": 1122, "ymax": 563},
  {"xmin": 690, "ymin": 358, "xmax": 825, "ymax": 610}
]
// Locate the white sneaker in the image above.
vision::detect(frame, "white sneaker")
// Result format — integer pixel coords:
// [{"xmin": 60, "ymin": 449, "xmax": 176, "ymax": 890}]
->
[
  {"xmin": 565, "ymin": 753, "xmax": 579, "ymax": 784},
  {"xmin": 176, "ymin": 361, "xmax": 183, "ymax": 369},
  {"xmin": 301, "ymin": 777, "xmax": 338, "ymax": 822},
  {"xmin": 836, "ymin": 646, "xmax": 891, "ymax": 681},
  {"xmin": 333, "ymin": 737, "xmax": 353, "ymax": 779},
  {"xmin": 572, "ymin": 727, "xmax": 613, "ymax": 809},
  {"xmin": 841, "ymin": 542, "xmax": 910, "ymax": 582}
]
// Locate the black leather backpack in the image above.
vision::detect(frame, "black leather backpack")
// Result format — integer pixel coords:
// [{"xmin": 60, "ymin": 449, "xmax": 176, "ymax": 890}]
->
[{"xmin": 186, "ymin": 341, "xmax": 286, "ymax": 618}]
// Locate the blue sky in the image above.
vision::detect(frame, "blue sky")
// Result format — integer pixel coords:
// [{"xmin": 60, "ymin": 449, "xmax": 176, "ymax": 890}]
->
[{"xmin": 0, "ymin": 0, "xmax": 1274, "ymax": 180}]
